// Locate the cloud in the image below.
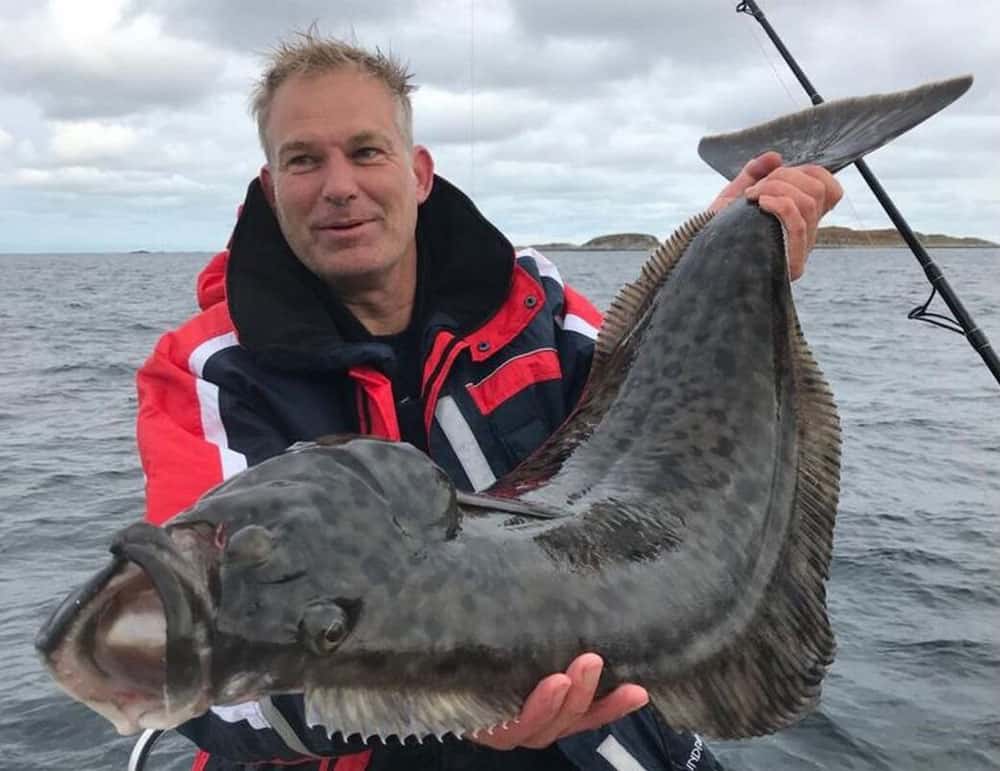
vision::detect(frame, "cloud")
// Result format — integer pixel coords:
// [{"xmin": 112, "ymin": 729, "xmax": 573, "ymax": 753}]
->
[
  {"xmin": 0, "ymin": 1, "xmax": 227, "ymax": 119},
  {"xmin": 49, "ymin": 121, "xmax": 140, "ymax": 164},
  {"xmin": 414, "ymin": 87, "xmax": 548, "ymax": 146},
  {"xmin": 8, "ymin": 166, "xmax": 208, "ymax": 196},
  {"xmin": 0, "ymin": 0, "xmax": 997, "ymax": 251},
  {"xmin": 130, "ymin": 0, "xmax": 418, "ymax": 51}
]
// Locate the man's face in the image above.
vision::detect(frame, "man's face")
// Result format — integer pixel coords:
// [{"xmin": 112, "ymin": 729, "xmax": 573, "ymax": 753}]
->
[{"xmin": 260, "ymin": 69, "xmax": 433, "ymax": 290}]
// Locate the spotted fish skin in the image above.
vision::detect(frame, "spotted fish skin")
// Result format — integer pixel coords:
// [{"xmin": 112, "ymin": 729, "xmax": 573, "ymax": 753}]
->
[{"xmin": 36, "ymin": 75, "xmax": 973, "ymax": 742}]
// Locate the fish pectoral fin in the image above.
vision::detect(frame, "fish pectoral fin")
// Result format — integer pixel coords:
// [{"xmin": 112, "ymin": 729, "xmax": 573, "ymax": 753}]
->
[
  {"xmin": 304, "ymin": 684, "xmax": 523, "ymax": 743},
  {"xmin": 698, "ymin": 74, "xmax": 973, "ymax": 179},
  {"xmin": 455, "ymin": 490, "xmax": 568, "ymax": 519}
]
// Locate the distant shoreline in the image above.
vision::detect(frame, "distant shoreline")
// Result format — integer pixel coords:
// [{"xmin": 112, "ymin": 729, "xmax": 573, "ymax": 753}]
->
[
  {"xmin": 537, "ymin": 244, "xmax": 999, "ymax": 252},
  {"xmin": 524, "ymin": 226, "xmax": 998, "ymax": 252},
  {"xmin": 811, "ymin": 243, "xmax": 997, "ymax": 250}
]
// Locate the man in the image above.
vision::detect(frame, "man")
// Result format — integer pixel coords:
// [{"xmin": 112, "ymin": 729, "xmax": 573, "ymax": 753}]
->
[{"xmin": 137, "ymin": 33, "xmax": 842, "ymax": 771}]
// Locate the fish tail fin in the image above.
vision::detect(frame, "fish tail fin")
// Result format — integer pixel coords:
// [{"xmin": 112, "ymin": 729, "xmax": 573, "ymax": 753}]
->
[{"xmin": 698, "ymin": 75, "xmax": 972, "ymax": 179}]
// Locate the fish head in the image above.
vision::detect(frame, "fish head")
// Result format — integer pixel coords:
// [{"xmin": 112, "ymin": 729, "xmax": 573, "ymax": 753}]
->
[
  {"xmin": 35, "ymin": 455, "xmax": 409, "ymax": 734},
  {"xmin": 37, "ymin": 438, "xmax": 461, "ymax": 735}
]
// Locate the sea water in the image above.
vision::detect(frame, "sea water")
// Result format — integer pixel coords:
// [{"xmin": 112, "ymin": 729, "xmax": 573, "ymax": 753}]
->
[{"xmin": 1, "ymin": 247, "xmax": 997, "ymax": 770}]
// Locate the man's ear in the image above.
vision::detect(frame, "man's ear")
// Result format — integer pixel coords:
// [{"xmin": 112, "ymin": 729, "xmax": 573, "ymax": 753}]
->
[
  {"xmin": 412, "ymin": 145, "xmax": 434, "ymax": 204},
  {"xmin": 259, "ymin": 165, "xmax": 276, "ymax": 209}
]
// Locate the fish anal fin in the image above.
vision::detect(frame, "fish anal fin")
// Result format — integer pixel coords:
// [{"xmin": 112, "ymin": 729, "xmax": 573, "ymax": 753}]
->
[
  {"xmin": 305, "ymin": 685, "xmax": 522, "ymax": 744},
  {"xmin": 644, "ymin": 309, "xmax": 841, "ymax": 739}
]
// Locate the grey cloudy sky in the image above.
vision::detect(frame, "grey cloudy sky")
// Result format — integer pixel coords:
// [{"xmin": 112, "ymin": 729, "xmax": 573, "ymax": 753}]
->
[{"xmin": 0, "ymin": 0, "xmax": 996, "ymax": 253}]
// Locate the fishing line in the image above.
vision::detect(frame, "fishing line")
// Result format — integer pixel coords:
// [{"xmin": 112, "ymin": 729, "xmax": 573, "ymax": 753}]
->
[
  {"xmin": 735, "ymin": 0, "xmax": 1000, "ymax": 387},
  {"xmin": 742, "ymin": 9, "xmax": 801, "ymax": 109},
  {"xmin": 729, "ymin": 0, "xmax": 875, "ymax": 251},
  {"xmin": 468, "ymin": 0, "xmax": 477, "ymax": 198}
]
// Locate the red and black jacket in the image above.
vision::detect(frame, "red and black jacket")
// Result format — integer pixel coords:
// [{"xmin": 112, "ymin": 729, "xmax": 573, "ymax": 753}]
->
[
  {"xmin": 138, "ymin": 174, "xmax": 602, "ymax": 525},
  {"xmin": 136, "ymin": 176, "xmax": 719, "ymax": 771}
]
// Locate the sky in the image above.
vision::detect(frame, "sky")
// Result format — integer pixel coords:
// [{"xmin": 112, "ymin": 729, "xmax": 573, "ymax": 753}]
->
[{"xmin": 0, "ymin": 0, "xmax": 997, "ymax": 253}]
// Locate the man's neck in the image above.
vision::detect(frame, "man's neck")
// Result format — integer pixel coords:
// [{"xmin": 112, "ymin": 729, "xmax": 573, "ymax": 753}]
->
[
  {"xmin": 346, "ymin": 296, "xmax": 414, "ymax": 336},
  {"xmin": 334, "ymin": 254, "xmax": 418, "ymax": 336}
]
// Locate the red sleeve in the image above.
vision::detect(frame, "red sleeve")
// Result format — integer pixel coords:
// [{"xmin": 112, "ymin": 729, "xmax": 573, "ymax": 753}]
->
[
  {"xmin": 136, "ymin": 305, "xmax": 242, "ymax": 526},
  {"xmin": 562, "ymin": 283, "xmax": 603, "ymax": 332}
]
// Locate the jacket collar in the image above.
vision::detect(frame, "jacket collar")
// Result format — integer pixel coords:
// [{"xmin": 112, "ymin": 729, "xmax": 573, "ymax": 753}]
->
[{"xmin": 225, "ymin": 174, "xmax": 515, "ymax": 372}]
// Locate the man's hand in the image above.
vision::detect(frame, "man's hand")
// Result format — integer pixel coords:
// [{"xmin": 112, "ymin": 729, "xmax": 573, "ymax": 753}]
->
[
  {"xmin": 467, "ymin": 653, "xmax": 648, "ymax": 750},
  {"xmin": 709, "ymin": 151, "xmax": 843, "ymax": 281}
]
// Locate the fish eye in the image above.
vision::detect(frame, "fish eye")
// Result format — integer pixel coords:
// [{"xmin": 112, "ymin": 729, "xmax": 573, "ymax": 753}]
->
[
  {"xmin": 300, "ymin": 599, "xmax": 350, "ymax": 655},
  {"xmin": 324, "ymin": 617, "xmax": 347, "ymax": 646}
]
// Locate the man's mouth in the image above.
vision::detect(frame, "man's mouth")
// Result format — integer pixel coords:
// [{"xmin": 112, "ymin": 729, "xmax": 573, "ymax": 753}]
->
[{"xmin": 314, "ymin": 219, "xmax": 375, "ymax": 236}]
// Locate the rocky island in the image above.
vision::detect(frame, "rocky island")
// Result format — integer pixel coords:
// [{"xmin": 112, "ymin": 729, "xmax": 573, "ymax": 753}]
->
[
  {"xmin": 813, "ymin": 226, "xmax": 996, "ymax": 248},
  {"xmin": 527, "ymin": 233, "xmax": 662, "ymax": 251},
  {"xmin": 527, "ymin": 227, "xmax": 996, "ymax": 251}
]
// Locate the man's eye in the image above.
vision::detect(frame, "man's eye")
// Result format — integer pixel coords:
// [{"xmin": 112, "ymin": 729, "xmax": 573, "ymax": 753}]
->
[
  {"xmin": 287, "ymin": 154, "xmax": 317, "ymax": 169},
  {"xmin": 354, "ymin": 147, "xmax": 383, "ymax": 161}
]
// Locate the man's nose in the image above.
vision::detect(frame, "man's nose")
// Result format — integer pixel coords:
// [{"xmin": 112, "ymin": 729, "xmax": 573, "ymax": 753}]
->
[{"xmin": 321, "ymin": 153, "xmax": 359, "ymax": 204}]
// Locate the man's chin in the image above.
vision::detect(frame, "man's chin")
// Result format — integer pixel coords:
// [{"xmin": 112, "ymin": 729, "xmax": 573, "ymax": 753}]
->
[{"xmin": 305, "ymin": 249, "xmax": 404, "ymax": 290}]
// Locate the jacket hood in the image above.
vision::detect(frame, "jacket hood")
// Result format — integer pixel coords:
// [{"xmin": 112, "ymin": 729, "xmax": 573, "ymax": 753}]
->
[
  {"xmin": 223, "ymin": 174, "xmax": 515, "ymax": 372},
  {"xmin": 196, "ymin": 251, "xmax": 228, "ymax": 310}
]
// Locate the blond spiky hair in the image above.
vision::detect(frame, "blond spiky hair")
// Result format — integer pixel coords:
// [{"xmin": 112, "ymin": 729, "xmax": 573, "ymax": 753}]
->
[{"xmin": 251, "ymin": 30, "xmax": 416, "ymax": 160}]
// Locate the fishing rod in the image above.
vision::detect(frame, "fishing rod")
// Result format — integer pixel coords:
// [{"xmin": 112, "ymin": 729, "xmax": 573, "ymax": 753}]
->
[{"xmin": 736, "ymin": 0, "xmax": 1000, "ymax": 389}]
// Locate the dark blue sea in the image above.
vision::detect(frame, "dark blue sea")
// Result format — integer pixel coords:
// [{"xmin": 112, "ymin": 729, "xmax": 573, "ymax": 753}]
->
[{"xmin": 2, "ymin": 247, "xmax": 997, "ymax": 770}]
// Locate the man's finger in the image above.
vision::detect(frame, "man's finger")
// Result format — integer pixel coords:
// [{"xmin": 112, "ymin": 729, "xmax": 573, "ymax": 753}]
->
[
  {"xmin": 552, "ymin": 684, "xmax": 650, "ymax": 737},
  {"xmin": 748, "ymin": 169, "xmax": 826, "ymax": 210},
  {"xmin": 758, "ymin": 193, "xmax": 808, "ymax": 280},
  {"xmin": 467, "ymin": 673, "xmax": 571, "ymax": 750},
  {"xmin": 747, "ymin": 177, "xmax": 821, "ymax": 234},
  {"xmin": 518, "ymin": 653, "xmax": 605, "ymax": 747},
  {"xmin": 466, "ymin": 655, "xmax": 650, "ymax": 751},
  {"xmin": 795, "ymin": 164, "xmax": 845, "ymax": 212},
  {"xmin": 709, "ymin": 151, "xmax": 784, "ymax": 212},
  {"xmin": 752, "ymin": 164, "xmax": 843, "ymax": 219},
  {"xmin": 741, "ymin": 150, "xmax": 784, "ymax": 183}
]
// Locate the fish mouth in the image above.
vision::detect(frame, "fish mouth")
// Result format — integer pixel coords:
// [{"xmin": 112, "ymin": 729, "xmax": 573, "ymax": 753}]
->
[{"xmin": 35, "ymin": 522, "xmax": 217, "ymax": 734}]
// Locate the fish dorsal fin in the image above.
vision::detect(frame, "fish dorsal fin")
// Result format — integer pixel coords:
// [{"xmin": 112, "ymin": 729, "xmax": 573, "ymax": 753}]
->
[
  {"xmin": 306, "ymin": 684, "xmax": 522, "ymax": 744},
  {"xmin": 487, "ymin": 211, "xmax": 715, "ymax": 497},
  {"xmin": 592, "ymin": 210, "xmax": 715, "ymax": 371}
]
